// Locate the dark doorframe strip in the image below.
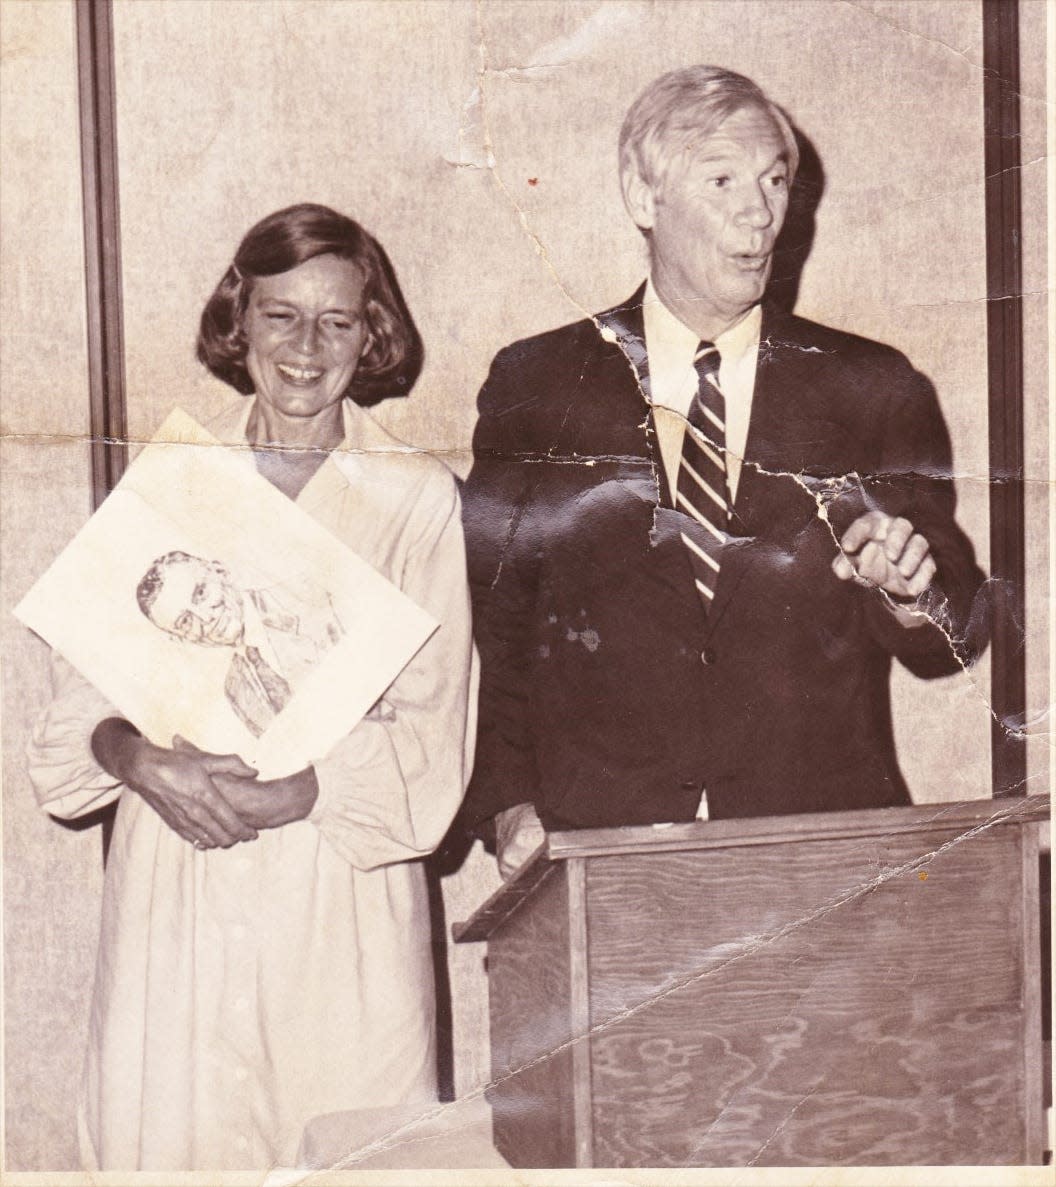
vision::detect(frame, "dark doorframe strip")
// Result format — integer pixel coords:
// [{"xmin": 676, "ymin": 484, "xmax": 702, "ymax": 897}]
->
[
  {"xmin": 75, "ymin": 0, "xmax": 124, "ymax": 858},
  {"xmin": 75, "ymin": 0, "xmax": 127, "ymax": 512},
  {"xmin": 982, "ymin": 0, "xmax": 1027, "ymax": 798}
]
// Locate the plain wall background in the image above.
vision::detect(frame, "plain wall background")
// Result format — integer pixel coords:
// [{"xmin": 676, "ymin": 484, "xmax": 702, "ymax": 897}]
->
[{"xmin": 1, "ymin": 0, "xmax": 1048, "ymax": 1170}]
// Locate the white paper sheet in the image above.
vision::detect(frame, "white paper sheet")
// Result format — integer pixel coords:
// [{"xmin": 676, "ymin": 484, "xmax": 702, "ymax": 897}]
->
[{"xmin": 15, "ymin": 409, "xmax": 438, "ymax": 778}]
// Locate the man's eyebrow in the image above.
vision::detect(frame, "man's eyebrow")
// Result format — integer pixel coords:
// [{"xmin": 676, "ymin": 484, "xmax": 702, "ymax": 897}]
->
[
  {"xmin": 689, "ymin": 151, "xmax": 737, "ymax": 165},
  {"xmin": 688, "ymin": 148, "xmax": 790, "ymax": 167}
]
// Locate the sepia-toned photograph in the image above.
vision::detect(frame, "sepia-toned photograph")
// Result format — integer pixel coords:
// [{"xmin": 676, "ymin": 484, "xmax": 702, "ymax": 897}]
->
[{"xmin": 0, "ymin": 0, "xmax": 1050, "ymax": 1182}]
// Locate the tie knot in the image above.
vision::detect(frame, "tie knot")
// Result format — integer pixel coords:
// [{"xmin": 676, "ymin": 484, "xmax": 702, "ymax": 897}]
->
[{"xmin": 693, "ymin": 342, "xmax": 721, "ymax": 380}]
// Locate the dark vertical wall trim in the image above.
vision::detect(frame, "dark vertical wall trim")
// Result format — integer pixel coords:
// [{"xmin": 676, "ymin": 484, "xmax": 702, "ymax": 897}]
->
[
  {"xmin": 982, "ymin": 0, "xmax": 1026, "ymax": 798},
  {"xmin": 76, "ymin": 0, "xmax": 124, "ymax": 859},
  {"xmin": 76, "ymin": 0, "xmax": 127, "ymax": 511}
]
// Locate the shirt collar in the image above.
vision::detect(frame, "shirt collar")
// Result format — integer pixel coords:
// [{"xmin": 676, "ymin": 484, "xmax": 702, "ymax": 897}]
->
[{"xmin": 643, "ymin": 277, "xmax": 762, "ymax": 364}]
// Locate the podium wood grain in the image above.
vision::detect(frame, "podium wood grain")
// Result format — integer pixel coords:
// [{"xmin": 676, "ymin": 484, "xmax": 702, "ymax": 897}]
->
[{"xmin": 457, "ymin": 797, "xmax": 1048, "ymax": 1167}]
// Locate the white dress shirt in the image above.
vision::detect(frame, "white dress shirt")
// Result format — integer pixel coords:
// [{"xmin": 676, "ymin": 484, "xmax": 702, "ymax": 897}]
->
[{"xmin": 642, "ymin": 278, "xmax": 761, "ymax": 506}]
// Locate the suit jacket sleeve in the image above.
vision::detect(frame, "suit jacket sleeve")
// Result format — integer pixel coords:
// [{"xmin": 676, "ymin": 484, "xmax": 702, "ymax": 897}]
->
[
  {"xmin": 832, "ymin": 353, "xmax": 986, "ymax": 677},
  {"xmin": 458, "ymin": 347, "xmax": 546, "ymax": 830}
]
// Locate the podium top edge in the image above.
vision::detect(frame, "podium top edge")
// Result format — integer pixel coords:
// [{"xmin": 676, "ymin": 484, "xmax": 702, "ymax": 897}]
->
[
  {"xmin": 545, "ymin": 794, "xmax": 1051, "ymax": 860},
  {"xmin": 452, "ymin": 796, "xmax": 1050, "ymax": 943}
]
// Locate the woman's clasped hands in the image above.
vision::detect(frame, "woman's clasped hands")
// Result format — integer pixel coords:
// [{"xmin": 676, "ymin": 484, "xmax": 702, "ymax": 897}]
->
[{"xmin": 91, "ymin": 718, "xmax": 318, "ymax": 849}]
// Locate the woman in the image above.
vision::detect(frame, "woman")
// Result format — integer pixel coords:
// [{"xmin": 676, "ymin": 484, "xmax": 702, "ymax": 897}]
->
[{"xmin": 27, "ymin": 204, "xmax": 476, "ymax": 1171}]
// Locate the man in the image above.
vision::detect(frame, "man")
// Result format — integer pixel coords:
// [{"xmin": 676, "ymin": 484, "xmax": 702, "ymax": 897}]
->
[
  {"xmin": 137, "ymin": 550, "xmax": 344, "ymax": 737},
  {"xmin": 459, "ymin": 66, "xmax": 985, "ymax": 875}
]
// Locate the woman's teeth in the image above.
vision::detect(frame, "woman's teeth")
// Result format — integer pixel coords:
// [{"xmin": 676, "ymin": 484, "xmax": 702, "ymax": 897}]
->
[{"xmin": 277, "ymin": 364, "xmax": 322, "ymax": 382}]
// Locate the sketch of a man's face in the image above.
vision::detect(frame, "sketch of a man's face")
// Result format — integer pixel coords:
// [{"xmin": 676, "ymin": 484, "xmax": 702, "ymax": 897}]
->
[{"xmin": 141, "ymin": 555, "xmax": 245, "ymax": 647}]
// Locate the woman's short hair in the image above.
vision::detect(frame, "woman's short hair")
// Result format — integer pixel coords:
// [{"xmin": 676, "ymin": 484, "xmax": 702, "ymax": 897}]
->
[
  {"xmin": 619, "ymin": 66, "xmax": 799, "ymax": 196},
  {"xmin": 197, "ymin": 203, "xmax": 423, "ymax": 405}
]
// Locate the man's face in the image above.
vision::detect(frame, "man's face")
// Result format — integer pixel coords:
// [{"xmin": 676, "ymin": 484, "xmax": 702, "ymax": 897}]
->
[
  {"xmin": 147, "ymin": 559, "xmax": 244, "ymax": 648},
  {"xmin": 634, "ymin": 106, "xmax": 791, "ymax": 331}
]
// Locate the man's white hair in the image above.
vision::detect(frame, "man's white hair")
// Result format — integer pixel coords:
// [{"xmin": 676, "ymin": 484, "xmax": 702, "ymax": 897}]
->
[{"xmin": 619, "ymin": 65, "xmax": 799, "ymax": 196}]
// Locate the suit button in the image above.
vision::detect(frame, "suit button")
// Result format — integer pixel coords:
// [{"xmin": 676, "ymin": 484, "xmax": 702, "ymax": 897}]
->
[{"xmin": 701, "ymin": 647, "xmax": 717, "ymax": 666}]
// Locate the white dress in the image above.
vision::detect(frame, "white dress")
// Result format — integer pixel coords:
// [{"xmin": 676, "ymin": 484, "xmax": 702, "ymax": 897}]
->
[{"xmin": 27, "ymin": 397, "xmax": 477, "ymax": 1171}]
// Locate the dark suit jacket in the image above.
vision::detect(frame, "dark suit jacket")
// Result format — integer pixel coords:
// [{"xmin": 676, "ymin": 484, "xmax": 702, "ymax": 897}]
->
[{"xmin": 460, "ymin": 290, "xmax": 986, "ymax": 832}]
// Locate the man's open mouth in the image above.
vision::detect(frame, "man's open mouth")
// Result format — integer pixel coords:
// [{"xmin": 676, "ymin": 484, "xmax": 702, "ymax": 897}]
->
[{"xmin": 732, "ymin": 253, "xmax": 769, "ymax": 271}]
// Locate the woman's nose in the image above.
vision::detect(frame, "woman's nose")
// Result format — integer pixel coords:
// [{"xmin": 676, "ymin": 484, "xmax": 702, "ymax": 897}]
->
[{"xmin": 295, "ymin": 317, "xmax": 319, "ymax": 355}]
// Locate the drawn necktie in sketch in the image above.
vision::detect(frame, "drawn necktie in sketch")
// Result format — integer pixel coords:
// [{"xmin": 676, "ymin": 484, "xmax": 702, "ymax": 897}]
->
[{"xmin": 136, "ymin": 550, "xmax": 345, "ymax": 737}]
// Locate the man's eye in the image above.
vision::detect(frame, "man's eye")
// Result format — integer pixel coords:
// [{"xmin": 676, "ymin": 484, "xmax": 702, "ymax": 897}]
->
[
  {"xmin": 192, "ymin": 583, "xmax": 206, "ymax": 603},
  {"xmin": 710, "ymin": 176, "xmax": 730, "ymax": 189},
  {"xmin": 175, "ymin": 613, "xmax": 194, "ymax": 636}
]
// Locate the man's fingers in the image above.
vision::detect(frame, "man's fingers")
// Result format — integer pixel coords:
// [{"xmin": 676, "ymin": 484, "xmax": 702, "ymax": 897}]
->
[
  {"xmin": 832, "ymin": 553, "xmax": 856, "ymax": 581},
  {"xmin": 838, "ymin": 511, "xmax": 885, "ymax": 556},
  {"xmin": 897, "ymin": 533, "xmax": 931, "ymax": 578},
  {"xmin": 835, "ymin": 513, "xmax": 935, "ymax": 599},
  {"xmin": 848, "ymin": 539, "xmax": 888, "ymax": 587},
  {"xmin": 882, "ymin": 517, "xmax": 914, "ymax": 563},
  {"xmin": 498, "ymin": 837, "xmax": 540, "ymax": 880},
  {"xmin": 905, "ymin": 554, "xmax": 937, "ymax": 597}
]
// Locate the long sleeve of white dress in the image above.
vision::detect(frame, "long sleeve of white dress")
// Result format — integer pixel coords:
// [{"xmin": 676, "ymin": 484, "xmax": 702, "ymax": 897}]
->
[
  {"xmin": 308, "ymin": 475, "xmax": 478, "ymax": 870},
  {"xmin": 27, "ymin": 651, "xmax": 124, "ymax": 819}
]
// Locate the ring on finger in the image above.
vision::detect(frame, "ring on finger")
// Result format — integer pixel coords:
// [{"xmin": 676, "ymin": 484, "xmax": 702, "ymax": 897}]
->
[{"xmin": 193, "ymin": 839, "xmax": 207, "ymax": 851}]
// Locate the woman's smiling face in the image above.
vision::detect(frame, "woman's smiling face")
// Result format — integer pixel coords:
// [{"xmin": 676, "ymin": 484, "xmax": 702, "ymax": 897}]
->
[{"xmin": 243, "ymin": 253, "xmax": 370, "ymax": 429}]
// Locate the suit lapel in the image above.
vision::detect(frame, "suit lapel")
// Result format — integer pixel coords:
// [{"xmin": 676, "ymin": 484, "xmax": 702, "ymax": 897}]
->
[{"xmin": 595, "ymin": 286, "xmax": 673, "ymax": 507}]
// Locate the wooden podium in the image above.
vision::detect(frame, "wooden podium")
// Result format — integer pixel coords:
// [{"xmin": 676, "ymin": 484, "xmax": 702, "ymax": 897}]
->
[{"xmin": 454, "ymin": 796, "xmax": 1049, "ymax": 1167}]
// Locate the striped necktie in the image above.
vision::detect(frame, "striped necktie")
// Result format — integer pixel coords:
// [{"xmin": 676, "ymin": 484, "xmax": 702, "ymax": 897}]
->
[{"xmin": 676, "ymin": 342, "xmax": 729, "ymax": 611}]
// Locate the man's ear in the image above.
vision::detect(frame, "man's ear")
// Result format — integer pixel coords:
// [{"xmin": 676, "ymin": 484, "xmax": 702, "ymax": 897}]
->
[{"xmin": 620, "ymin": 163, "xmax": 657, "ymax": 232}]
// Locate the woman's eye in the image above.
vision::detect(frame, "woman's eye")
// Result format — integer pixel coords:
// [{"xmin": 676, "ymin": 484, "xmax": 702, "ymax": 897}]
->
[
  {"xmin": 264, "ymin": 311, "xmax": 292, "ymax": 322},
  {"xmin": 710, "ymin": 176, "xmax": 730, "ymax": 189},
  {"xmin": 768, "ymin": 174, "xmax": 788, "ymax": 188},
  {"xmin": 324, "ymin": 318, "xmax": 354, "ymax": 332}
]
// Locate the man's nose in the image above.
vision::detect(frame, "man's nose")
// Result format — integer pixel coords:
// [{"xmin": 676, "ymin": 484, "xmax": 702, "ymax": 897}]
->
[{"xmin": 736, "ymin": 185, "xmax": 775, "ymax": 228}]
